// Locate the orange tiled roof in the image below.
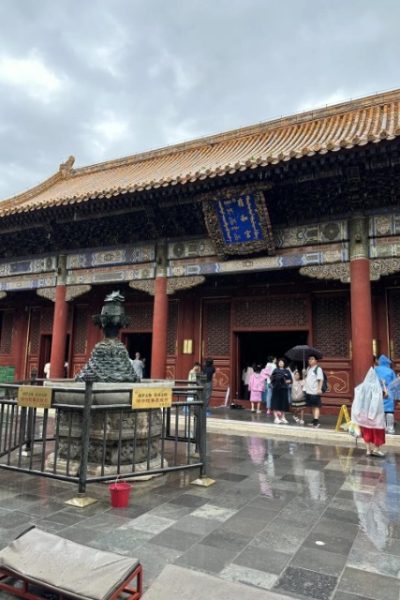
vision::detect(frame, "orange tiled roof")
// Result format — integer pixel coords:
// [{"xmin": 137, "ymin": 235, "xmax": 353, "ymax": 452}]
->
[{"xmin": 2, "ymin": 89, "xmax": 400, "ymax": 216}]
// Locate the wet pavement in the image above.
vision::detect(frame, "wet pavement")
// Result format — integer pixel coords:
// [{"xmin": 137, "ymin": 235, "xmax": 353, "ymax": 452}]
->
[{"xmin": 1, "ymin": 432, "xmax": 400, "ymax": 600}]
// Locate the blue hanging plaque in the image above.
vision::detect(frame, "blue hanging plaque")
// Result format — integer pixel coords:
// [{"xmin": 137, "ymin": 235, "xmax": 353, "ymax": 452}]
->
[{"xmin": 202, "ymin": 187, "xmax": 275, "ymax": 256}]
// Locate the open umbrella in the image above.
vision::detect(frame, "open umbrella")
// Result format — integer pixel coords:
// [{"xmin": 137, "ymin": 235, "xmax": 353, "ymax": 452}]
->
[{"xmin": 285, "ymin": 345, "xmax": 323, "ymax": 371}]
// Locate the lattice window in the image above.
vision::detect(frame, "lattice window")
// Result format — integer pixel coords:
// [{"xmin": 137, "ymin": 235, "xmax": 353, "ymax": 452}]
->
[
  {"xmin": 204, "ymin": 302, "xmax": 231, "ymax": 357},
  {"xmin": 389, "ymin": 291, "xmax": 400, "ymax": 358},
  {"xmin": 313, "ymin": 295, "xmax": 349, "ymax": 358},
  {"xmin": 41, "ymin": 307, "xmax": 54, "ymax": 333},
  {"xmin": 29, "ymin": 310, "xmax": 41, "ymax": 355},
  {"xmin": 167, "ymin": 301, "xmax": 178, "ymax": 356},
  {"xmin": 232, "ymin": 297, "xmax": 308, "ymax": 328},
  {"xmin": 126, "ymin": 303, "xmax": 153, "ymax": 331},
  {"xmin": 73, "ymin": 306, "xmax": 89, "ymax": 354},
  {"xmin": 0, "ymin": 310, "xmax": 13, "ymax": 354}
]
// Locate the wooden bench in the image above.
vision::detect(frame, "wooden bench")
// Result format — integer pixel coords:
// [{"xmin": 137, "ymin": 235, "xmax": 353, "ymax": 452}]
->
[{"xmin": 0, "ymin": 527, "xmax": 142, "ymax": 600}]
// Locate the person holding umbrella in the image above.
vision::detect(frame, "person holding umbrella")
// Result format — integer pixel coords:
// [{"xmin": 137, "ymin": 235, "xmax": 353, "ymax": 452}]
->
[{"xmin": 286, "ymin": 345, "xmax": 324, "ymax": 428}]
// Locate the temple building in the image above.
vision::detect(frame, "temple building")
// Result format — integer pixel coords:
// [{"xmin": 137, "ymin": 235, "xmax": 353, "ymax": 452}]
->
[{"xmin": 0, "ymin": 89, "xmax": 400, "ymax": 410}]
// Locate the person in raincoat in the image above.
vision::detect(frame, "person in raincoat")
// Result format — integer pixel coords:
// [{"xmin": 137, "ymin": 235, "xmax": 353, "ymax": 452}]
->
[
  {"xmin": 375, "ymin": 354, "xmax": 396, "ymax": 434},
  {"xmin": 248, "ymin": 364, "xmax": 268, "ymax": 413},
  {"xmin": 351, "ymin": 367, "xmax": 386, "ymax": 457}
]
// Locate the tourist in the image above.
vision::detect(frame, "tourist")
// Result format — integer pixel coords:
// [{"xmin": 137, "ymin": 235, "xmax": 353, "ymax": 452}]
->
[
  {"xmin": 188, "ymin": 361, "xmax": 201, "ymax": 382},
  {"xmin": 291, "ymin": 369, "xmax": 306, "ymax": 425},
  {"xmin": 203, "ymin": 358, "xmax": 215, "ymax": 416},
  {"xmin": 131, "ymin": 352, "xmax": 145, "ymax": 380},
  {"xmin": 142, "ymin": 357, "xmax": 147, "ymax": 378},
  {"xmin": 389, "ymin": 371, "xmax": 400, "ymax": 403},
  {"xmin": 287, "ymin": 362, "xmax": 296, "ymax": 406},
  {"xmin": 242, "ymin": 364, "xmax": 254, "ymax": 400},
  {"xmin": 248, "ymin": 364, "xmax": 267, "ymax": 413},
  {"xmin": 262, "ymin": 356, "xmax": 276, "ymax": 415},
  {"xmin": 186, "ymin": 362, "xmax": 201, "ymax": 405},
  {"xmin": 375, "ymin": 354, "xmax": 396, "ymax": 434},
  {"xmin": 270, "ymin": 358, "xmax": 292, "ymax": 424},
  {"xmin": 43, "ymin": 362, "xmax": 51, "ymax": 379},
  {"xmin": 304, "ymin": 355, "xmax": 323, "ymax": 428},
  {"xmin": 351, "ymin": 367, "xmax": 386, "ymax": 457}
]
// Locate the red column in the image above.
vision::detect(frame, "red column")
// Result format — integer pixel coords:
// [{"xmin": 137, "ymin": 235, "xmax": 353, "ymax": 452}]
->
[
  {"xmin": 350, "ymin": 258, "xmax": 373, "ymax": 385},
  {"xmin": 151, "ymin": 277, "xmax": 168, "ymax": 378},
  {"xmin": 49, "ymin": 284, "xmax": 68, "ymax": 378}
]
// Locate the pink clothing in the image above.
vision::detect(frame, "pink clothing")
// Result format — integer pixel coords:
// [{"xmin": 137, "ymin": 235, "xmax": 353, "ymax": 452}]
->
[{"xmin": 249, "ymin": 372, "xmax": 267, "ymax": 403}]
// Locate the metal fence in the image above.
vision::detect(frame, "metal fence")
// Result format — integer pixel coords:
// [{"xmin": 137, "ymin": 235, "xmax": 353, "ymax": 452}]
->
[{"xmin": 0, "ymin": 378, "xmax": 208, "ymax": 496}]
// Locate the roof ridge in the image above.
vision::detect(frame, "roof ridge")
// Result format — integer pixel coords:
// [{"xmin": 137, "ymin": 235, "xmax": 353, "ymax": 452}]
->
[{"xmin": 71, "ymin": 87, "xmax": 400, "ymax": 176}]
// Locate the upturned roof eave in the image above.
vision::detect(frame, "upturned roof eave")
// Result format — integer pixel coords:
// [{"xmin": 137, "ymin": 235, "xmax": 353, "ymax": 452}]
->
[{"xmin": 1, "ymin": 86, "xmax": 400, "ymax": 218}]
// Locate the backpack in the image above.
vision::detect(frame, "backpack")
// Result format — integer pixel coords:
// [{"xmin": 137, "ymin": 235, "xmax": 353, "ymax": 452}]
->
[
  {"xmin": 315, "ymin": 367, "xmax": 328, "ymax": 393},
  {"xmin": 271, "ymin": 370, "xmax": 287, "ymax": 389}
]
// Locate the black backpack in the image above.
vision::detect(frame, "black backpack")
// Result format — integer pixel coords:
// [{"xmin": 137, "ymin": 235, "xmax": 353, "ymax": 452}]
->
[
  {"xmin": 315, "ymin": 367, "xmax": 328, "ymax": 393},
  {"xmin": 271, "ymin": 370, "xmax": 287, "ymax": 389}
]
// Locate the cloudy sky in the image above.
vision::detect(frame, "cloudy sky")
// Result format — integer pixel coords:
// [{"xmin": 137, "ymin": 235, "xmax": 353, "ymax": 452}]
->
[{"xmin": 0, "ymin": 0, "xmax": 399, "ymax": 200}]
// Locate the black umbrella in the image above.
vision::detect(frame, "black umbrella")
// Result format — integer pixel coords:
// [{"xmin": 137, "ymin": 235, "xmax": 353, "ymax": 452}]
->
[{"xmin": 285, "ymin": 345, "xmax": 323, "ymax": 370}]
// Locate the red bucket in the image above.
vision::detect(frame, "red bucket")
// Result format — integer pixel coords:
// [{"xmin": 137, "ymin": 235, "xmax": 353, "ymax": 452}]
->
[{"xmin": 109, "ymin": 481, "xmax": 132, "ymax": 508}]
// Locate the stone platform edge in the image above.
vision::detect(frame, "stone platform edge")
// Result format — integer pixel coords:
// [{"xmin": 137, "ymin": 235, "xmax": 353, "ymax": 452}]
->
[{"xmin": 206, "ymin": 418, "xmax": 400, "ymax": 450}]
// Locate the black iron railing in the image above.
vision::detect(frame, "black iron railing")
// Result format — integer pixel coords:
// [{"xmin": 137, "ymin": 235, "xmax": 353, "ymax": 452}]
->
[{"xmin": 0, "ymin": 378, "xmax": 208, "ymax": 495}]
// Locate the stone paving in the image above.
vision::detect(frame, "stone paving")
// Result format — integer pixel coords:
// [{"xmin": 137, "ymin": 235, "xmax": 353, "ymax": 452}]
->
[{"xmin": 1, "ymin": 432, "xmax": 400, "ymax": 600}]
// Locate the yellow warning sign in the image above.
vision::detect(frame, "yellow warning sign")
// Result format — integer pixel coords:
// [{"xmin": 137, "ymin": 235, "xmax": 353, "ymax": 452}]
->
[
  {"xmin": 18, "ymin": 386, "xmax": 52, "ymax": 409},
  {"xmin": 335, "ymin": 404, "xmax": 351, "ymax": 432},
  {"xmin": 132, "ymin": 387, "xmax": 172, "ymax": 410}
]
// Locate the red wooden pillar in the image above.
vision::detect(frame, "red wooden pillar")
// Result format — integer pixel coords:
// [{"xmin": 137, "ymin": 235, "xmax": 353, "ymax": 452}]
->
[
  {"xmin": 350, "ymin": 259, "xmax": 373, "ymax": 385},
  {"xmin": 49, "ymin": 256, "xmax": 68, "ymax": 378},
  {"xmin": 49, "ymin": 284, "xmax": 68, "ymax": 378},
  {"xmin": 349, "ymin": 217, "xmax": 373, "ymax": 386},
  {"xmin": 151, "ymin": 243, "xmax": 168, "ymax": 379},
  {"xmin": 151, "ymin": 276, "xmax": 168, "ymax": 378}
]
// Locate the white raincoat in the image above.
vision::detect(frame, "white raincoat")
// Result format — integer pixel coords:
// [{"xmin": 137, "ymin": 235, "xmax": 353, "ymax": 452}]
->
[{"xmin": 351, "ymin": 367, "xmax": 385, "ymax": 429}]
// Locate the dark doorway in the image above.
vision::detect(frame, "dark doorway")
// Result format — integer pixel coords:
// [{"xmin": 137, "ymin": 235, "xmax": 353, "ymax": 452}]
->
[
  {"xmin": 38, "ymin": 334, "xmax": 70, "ymax": 378},
  {"xmin": 39, "ymin": 335, "xmax": 52, "ymax": 378},
  {"xmin": 235, "ymin": 330, "xmax": 308, "ymax": 399},
  {"xmin": 121, "ymin": 333, "xmax": 152, "ymax": 378}
]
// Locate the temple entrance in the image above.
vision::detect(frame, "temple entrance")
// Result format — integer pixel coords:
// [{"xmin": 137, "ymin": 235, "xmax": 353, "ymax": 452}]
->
[
  {"xmin": 38, "ymin": 334, "xmax": 71, "ymax": 378},
  {"xmin": 38, "ymin": 335, "xmax": 52, "ymax": 379},
  {"xmin": 121, "ymin": 332, "xmax": 152, "ymax": 378},
  {"xmin": 235, "ymin": 330, "xmax": 308, "ymax": 399}
]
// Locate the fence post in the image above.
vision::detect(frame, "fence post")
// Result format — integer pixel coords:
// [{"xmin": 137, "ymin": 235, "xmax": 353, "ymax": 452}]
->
[
  {"xmin": 65, "ymin": 374, "xmax": 98, "ymax": 508},
  {"xmin": 24, "ymin": 369, "xmax": 38, "ymax": 453},
  {"xmin": 79, "ymin": 375, "xmax": 94, "ymax": 494},
  {"xmin": 191, "ymin": 375, "xmax": 215, "ymax": 488}
]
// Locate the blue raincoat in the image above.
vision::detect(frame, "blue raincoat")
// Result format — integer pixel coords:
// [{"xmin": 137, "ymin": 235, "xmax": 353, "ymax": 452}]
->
[{"xmin": 375, "ymin": 354, "xmax": 396, "ymax": 412}]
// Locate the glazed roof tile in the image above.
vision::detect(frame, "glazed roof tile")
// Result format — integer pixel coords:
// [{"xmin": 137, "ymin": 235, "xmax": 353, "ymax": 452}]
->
[{"xmin": 2, "ymin": 89, "xmax": 400, "ymax": 216}]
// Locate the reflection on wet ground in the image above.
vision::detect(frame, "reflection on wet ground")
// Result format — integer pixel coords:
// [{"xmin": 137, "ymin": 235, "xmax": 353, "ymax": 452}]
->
[{"xmin": 0, "ymin": 434, "xmax": 400, "ymax": 600}]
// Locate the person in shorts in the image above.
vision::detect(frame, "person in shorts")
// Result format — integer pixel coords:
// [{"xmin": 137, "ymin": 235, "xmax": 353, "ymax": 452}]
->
[{"xmin": 304, "ymin": 355, "xmax": 323, "ymax": 428}]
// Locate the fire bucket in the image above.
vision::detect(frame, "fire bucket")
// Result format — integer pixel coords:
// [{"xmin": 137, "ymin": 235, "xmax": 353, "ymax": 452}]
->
[{"xmin": 109, "ymin": 481, "xmax": 132, "ymax": 508}]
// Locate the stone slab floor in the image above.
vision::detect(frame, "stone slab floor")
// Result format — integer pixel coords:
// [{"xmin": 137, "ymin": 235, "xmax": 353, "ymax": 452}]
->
[{"xmin": 0, "ymin": 433, "xmax": 400, "ymax": 600}]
